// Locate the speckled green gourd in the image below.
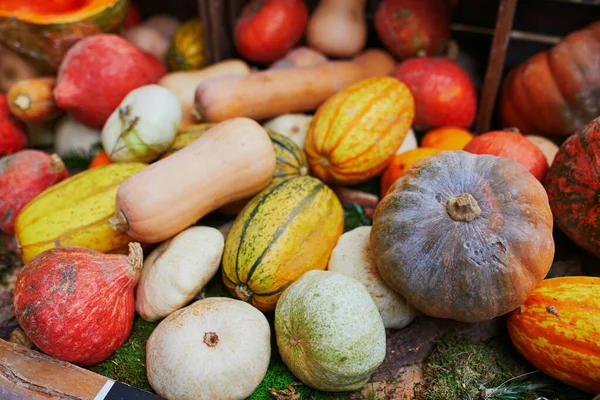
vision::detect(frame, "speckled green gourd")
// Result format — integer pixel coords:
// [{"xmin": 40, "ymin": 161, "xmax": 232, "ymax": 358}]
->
[{"xmin": 274, "ymin": 270, "xmax": 386, "ymax": 392}]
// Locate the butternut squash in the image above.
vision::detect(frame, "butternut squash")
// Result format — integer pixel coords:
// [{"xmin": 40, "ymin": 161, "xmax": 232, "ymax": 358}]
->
[
  {"xmin": 193, "ymin": 49, "xmax": 396, "ymax": 123},
  {"xmin": 269, "ymin": 46, "xmax": 328, "ymax": 69},
  {"xmin": 306, "ymin": 0, "xmax": 368, "ymax": 58},
  {"xmin": 158, "ymin": 59, "xmax": 252, "ymax": 126},
  {"xmin": 109, "ymin": 118, "xmax": 276, "ymax": 243}
]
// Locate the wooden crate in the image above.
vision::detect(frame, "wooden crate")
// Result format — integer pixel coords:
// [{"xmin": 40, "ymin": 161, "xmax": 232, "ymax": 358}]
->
[{"xmin": 196, "ymin": 0, "xmax": 600, "ymax": 133}]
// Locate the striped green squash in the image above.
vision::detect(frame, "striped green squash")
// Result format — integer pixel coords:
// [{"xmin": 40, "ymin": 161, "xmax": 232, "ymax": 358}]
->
[
  {"xmin": 222, "ymin": 175, "xmax": 344, "ymax": 312},
  {"xmin": 268, "ymin": 129, "xmax": 310, "ymax": 181}
]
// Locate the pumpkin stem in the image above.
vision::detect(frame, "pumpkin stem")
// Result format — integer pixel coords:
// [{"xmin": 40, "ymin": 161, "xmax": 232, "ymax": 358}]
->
[
  {"xmin": 235, "ymin": 284, "xmax": 253, "ymax": 302},
  {"xmin": 446, "ymin": 193, "xmax": 482, "ymax": 222},
  {"xmin": 203, "ymin": 332, "xmax": 219, "ymax": 347},
  {"xmin": 108, "ymin": 210, "xmax": 130, "ymax": 233},
  {"xmin": 126, "ymin": 242, "xmax": 144, "ymax": 277},
  {"xmin": 318, "ymin": 157, "xmax": 330, "ymax": 169},
  {"xmin": 49, "ymin": 153, "xmax": 66, "ymax": 174}
]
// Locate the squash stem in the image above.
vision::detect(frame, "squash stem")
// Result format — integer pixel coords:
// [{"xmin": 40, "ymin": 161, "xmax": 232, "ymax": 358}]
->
[
  {"xmin": 108, "ymin": 210, "xmax": 130, "ymax": 232},
  {"xmin": 126, "ymin": 242, "xmax": 144, "ymax": 276},
  {"xmin": 234, "ymin": 284, "xmax": 253, "ymax": 303},
  {"xmin": 203, "ymin": 332, "xmax": 220, "ymax": 347},
  {"xmin": 446, "ymin": 193, "xmax": 481, "ymax": 222},
  {"xmin": 49, "ymin": 153, "xmax": 66, "ymax": 174}
]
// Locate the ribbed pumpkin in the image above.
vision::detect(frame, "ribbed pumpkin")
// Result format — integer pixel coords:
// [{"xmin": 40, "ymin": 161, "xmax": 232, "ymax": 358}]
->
[
  {"xmin": 499, "ymin": 21, "xmax": 600, "ymax": 137},
  {"xmin": 544, "ymin": 116, "xmax": 600, "ymax": 258},
  {"xmin": 0, "ymin": 0, "xmax": 128, "ymax": 71},
  {"xmin": 304, "ymin": 76, "xmax": 415, "ymax": 185},
  {"xmin": 222, "ymin": 175, "xmax": 344, "ymax": 312},
  {"xmin": 15, "ymin": 162, "xmax": 147, "ymax": 263},
  {"xmin": 218, "ymin": 128, "xmax": 310, "ymax": 214},
  {"xmin": 166, "ymin": 17, "xmax": 207, "ymax": 71},
  {"xmin": 370, "ymin": 151, "xmax": 555, "ymax": 322},
  {"xmin": 507, "ymin": 276, "xmax": 600, "ymax": 394}
]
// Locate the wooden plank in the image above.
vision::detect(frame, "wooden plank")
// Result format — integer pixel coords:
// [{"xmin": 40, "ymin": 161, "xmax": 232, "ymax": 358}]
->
[
  {"xmin": 0, "ymin": 339, "xmax": 108, "ymax": 399},
  {"xmin": 475, "ymin": 0, "xmax": 519, "ymax": 133}
]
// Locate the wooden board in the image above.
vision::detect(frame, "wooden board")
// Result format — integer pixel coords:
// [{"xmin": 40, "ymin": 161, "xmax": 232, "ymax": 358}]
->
[{"xmin": 0, "ymin": 340, "xmax": 162, "ymax": 400}]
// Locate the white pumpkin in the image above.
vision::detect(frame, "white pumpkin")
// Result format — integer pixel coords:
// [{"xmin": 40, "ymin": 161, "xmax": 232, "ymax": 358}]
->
[
  {"xmin": 396, "ymin": 128, "xmax": 417, "ymax": 154},
  {"xmin": 146, "ymin": 297, "xmax": 271, "ymax": 400},
  {"xmin": 263, "ymin": 113, "xmax": 313, "ymax": 149},
  {"xmin": 328, "ymin": 226, "xmax": 417, "ymax": 330},
  {"xmin": 53, "ymin": 116, "xmax": 101, "ymax": 157},
  {"xmin": 525, "ymin": 135, "xmax": 559, "ymax": 166},
  {"xmin": 135, "ymin": 226, "xmax": 224, "ymax": 322},
  {"xmin": 101, "ymin": 84, "xmax": 181, "ymax": 163},
  {"xmin": 275, "ymin": 270, "xmax": 386, "ymax": 392}
]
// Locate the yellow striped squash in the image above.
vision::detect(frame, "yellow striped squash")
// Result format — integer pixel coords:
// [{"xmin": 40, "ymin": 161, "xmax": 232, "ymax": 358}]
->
[
  {"xmin": 15, "ymin": 162, "xmax": 147, "ymax": 263},
  {"xmin": 222, "ymin": 175, "xmax": 344, "ymax": 312},
  {"xmin": 507, "ymin": 276, "xmax": 600, "ymax": 394},
  {"xmin": 166, "ymin": 17, "xmax": 207, "ymax": 71},
  {"xmin": 304, "ymin": 76, "xmax": 415, "ymax": 185}
]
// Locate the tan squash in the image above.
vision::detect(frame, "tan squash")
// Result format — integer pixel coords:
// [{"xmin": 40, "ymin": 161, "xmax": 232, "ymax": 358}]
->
[
  {"xmin": 269, "ymin": 47, "xmax": 328, "ymax": 69},
  {"xmin": 158, "ymin": 59, "xmax": 251, "ymax": 127},
  {"xmin": 193, "ymin": 49, "xmax": 396, "ymax": 123},
  {"xmin": 109, "ymin": 118, "xmax": 276, "ymax": 243},
  {"xmin": 306, "ymin": 0, "xmax": 368, "ymax": 58},
  {"xmin": 123, "ymin": 26, "xmax": 170, "ymax": 62}
]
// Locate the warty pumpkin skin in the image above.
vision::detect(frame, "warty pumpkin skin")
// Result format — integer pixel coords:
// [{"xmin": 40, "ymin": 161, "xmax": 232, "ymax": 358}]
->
[
  {"xmin": 544, "ymin": 116, "xmax": 600, "ymax": 258},
  {"xmin": 370, "ymin": 151, "xmax": 555, "ymax": 323},
  {"xmin": 0, "ymin": 0, "xmax": 128, "ymax": 71},
  {"xmin": 304, "ymin": 76, "xmax": 414, "ymax": 185},
  {"xmin": 507, "ymin": 276, "xmax": 600, "ymax": 394},
  {"xmin": 499, "ymin": 21, "xmax": 600, "ymax": 137},
  {"xmin": 222, "ymin": 175, "xmax": 344, "ymax": 312}
]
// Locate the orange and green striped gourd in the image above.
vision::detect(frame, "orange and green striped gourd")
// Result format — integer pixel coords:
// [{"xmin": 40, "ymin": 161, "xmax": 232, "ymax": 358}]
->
[
  {"xmin": 507, "ymin": 276, "xmax": 600, "ymax": 394},
  {"xmin": 0, "ymin": 0, "xmax": 128, "ymax": 71},
  {"xmin": 166, "ymin": 17, "xmax": 207, "ymax": 71},
  {"xmin": 304, "ymin": 76, "xmax": 415, "ymax": 185},
  {"xmin": 221, "ymin": 175, "xmax": 344, "ymax": 312}
]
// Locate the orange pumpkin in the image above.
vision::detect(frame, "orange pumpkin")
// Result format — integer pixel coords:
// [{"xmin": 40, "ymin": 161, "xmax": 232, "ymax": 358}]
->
[
  {"xmin": 380, "ymin": 148, "xmax": 440, "ymax": 198},
  {"xmin": 304, "ymin": 76, "xmax": 414, "ymax": 185},
  {"xmin": 507, "ymin": 276, "xmax": 600, "ymax": 394},
  {"xmin": 421, "ymin": 127, "xmax": 473, "ymax": 150},
  {"xmin": 89, "ymin": 151, "xmax": 112, "ymax": 169}
]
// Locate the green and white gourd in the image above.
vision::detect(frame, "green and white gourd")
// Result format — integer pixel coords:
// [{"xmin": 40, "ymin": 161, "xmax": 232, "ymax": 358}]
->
[
  {"xmin": 101, "ymin": 84, "xmax": 181, "ymax": 163},
  {"xmin": 275, "ymin": 270, "xmax": 386, "ymax": 392}
]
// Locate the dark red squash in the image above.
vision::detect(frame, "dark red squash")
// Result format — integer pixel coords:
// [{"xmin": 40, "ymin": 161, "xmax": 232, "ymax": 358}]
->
[
  {"xmin": 499, "ymin": 21, "xmax": 600, "ymax": 138},
  {"xmin": 544, "ymin": 116, "xmax": 600, "ymax": 258},
  {"xmin": 463, "ymin": 129, "xmax": 549, "ymax": 182},
  {"xmin": 370, "ymin": 150, "xmax": 555, "ymax": 323}
]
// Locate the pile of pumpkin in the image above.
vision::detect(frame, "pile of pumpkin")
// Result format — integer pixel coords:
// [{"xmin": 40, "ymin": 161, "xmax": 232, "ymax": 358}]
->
[{"xmin": 0, "ymin": 0, "xmax": 599, "ymax": 398}]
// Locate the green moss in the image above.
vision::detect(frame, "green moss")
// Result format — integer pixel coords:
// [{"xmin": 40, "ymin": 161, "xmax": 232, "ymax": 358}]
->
[
  {"xmin": 419, "ymin": 334, "xmax": 593, "ymax": 400},
  {"xmin": 89, "ymin": 316, "xmax": 159, "ymax": 392}
]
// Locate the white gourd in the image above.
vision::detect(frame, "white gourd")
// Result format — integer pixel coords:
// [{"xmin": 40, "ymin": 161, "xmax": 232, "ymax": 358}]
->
[
  {"xmin": 328, "ymin": 226, "xmax": 418, "ymax": 329},
  {"xmin": 135, "ymin": 226, "xmax": 224, "ymax": 322},
  {"xmin": 396, "ymin": 128, "xmax": 417, "ymax": 154},
  {"xmin": 54, "ymin": 116, "xmax": 101, "ymax": 157},
  {"xmin": 146, "ymin": 297, "xmax": 271, "ymax": 400},
  {"xmin": 101, "ymin": 84, "xmax": 181, "ymax": 163},
  {"xmin": 263, "ymin": 113, "xmax": 313, "ymax": 149}
]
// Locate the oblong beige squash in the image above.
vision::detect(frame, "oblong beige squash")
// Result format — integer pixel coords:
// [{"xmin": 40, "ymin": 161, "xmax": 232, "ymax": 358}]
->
[
  {"xmin": 328, "ymin": 226, "xmax": 418, "ymax": 330},
  {"xmin": 275, "ymin": 270, "xmax": 386, "ymax": 392},
  {"xmin": 109, "ymin": 118, "xmax": 276, "ymax": 243},
  {"xmin": 146, "ymin": 297, "xmax": 271, "ymax": 400},
  {"xmin": 135, "ymin": 226, "xmax": 225, "ymax": 322}
]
